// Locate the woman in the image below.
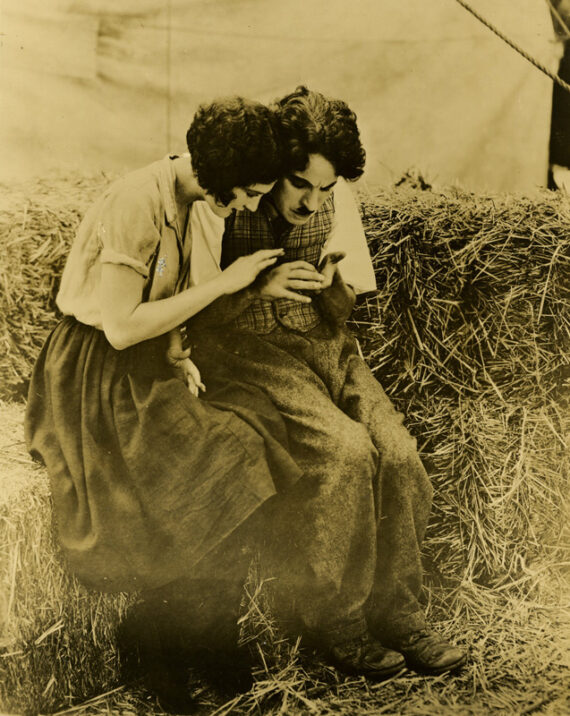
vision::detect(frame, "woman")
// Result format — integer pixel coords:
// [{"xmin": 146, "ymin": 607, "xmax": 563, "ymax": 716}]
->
[{"xmin": 25, "ymin": 97, "xmax": 303, "ymax": 599}]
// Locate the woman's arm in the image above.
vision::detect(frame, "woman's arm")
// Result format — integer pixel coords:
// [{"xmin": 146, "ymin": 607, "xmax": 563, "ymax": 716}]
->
[{"xmin": 100, "ymin": 249, "xmax": 283, "ymax": 350}]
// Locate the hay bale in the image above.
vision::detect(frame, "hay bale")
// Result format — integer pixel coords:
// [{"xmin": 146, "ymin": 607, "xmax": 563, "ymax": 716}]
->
[
  {"xmin": 352, "ymin": 188, "xmax": 569, "ymax": 585},
  {"xmin": 0, "ymin": 173, "xmax": 114, "ymax": 400},
  {"xmin": 0, "ymin": 403, "xmax": 132, "ymax": 714}
]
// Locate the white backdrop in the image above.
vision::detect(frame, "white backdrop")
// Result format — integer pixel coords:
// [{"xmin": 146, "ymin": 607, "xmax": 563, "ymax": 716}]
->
[{"xmin": 0, "ymin": 0, "xmax": 561, "ymax": 191}]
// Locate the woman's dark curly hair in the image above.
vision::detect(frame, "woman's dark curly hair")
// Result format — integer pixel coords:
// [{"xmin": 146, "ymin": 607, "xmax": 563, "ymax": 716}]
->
[
  {"xmin": 273, "ymin": 86, "xmax": 365, "ymax": 180},
  {"xmin": 186, "ymin": 96, "xmax": 283, "ymax": 205}
]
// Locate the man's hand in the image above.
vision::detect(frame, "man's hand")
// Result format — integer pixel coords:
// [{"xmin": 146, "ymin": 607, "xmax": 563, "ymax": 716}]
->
[
  {"xmin": 166, "ymin": 343, "xmax": 206, "ymax": 396},
  {"xmin": 256, "ymin": 260, "xmax": 326, "ymax": 303},
  {"xmin": 219, "ymin": 249, "xmax": 285, "ymax": 294}
]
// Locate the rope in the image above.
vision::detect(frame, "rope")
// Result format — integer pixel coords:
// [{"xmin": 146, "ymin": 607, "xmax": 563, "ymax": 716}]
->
[{"xmin": 452, "ymin": 0, "xmax": 570, "ymax": 95}]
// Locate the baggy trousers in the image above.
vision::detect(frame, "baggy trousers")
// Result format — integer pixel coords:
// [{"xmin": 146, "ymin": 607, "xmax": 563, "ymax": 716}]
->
[{"xmin": 181, "ymin": 320, "xmax": 434, "ymax": 645}]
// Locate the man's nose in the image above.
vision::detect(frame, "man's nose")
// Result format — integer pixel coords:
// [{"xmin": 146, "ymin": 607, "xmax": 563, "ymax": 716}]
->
[{"xmin": 302, "ymin": 188, "xmax": 320, "ymax": 212}]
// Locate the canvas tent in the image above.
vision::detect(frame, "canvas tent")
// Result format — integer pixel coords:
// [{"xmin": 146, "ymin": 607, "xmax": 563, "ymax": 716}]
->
[{"xmin": 0, "ymin": 0, "xmax": 561, "ymax": 191}]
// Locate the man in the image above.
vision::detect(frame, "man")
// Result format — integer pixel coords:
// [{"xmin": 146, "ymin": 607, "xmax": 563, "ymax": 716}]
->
[{"xmin": 187, "ymin": 86, "xmax": 467, "ymax": 680}]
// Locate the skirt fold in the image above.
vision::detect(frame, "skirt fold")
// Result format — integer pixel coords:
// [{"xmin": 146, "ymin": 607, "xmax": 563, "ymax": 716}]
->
[{"xmin": 25, "ymin": 317, "xmax": 300, "ymax": 592}]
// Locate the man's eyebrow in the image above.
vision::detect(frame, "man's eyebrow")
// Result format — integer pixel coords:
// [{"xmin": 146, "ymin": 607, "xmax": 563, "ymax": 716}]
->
[
  {"xmin": 288, "ymin": 173, "xmax": 312, "ymax": 186},
  {"xmin": 289, "ymin": 174, "xmax": 338, "ymax": 191},
  {"xmin": 246, "ymin": 188, "xmax": 266, "ymax": 196}
]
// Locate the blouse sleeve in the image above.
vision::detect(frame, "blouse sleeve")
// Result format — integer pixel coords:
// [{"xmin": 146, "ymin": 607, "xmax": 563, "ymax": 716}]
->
[{"xmin": 98, "ymin": 186, "xmax": 162, "ymax": 278}]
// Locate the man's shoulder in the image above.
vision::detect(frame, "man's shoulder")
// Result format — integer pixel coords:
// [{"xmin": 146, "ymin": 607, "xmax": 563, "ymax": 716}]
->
[{"xmin": 332, "ymin": 178, "xmax": 359, "ymax": 211}]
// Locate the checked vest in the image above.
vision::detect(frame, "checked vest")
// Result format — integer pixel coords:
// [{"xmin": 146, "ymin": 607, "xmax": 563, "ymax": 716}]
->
[{"xmin": 221, "ymin": 195, "xmax": 335, "ymax": 334}]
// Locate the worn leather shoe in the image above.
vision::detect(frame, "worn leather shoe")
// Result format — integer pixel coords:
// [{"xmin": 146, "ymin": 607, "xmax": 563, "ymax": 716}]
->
[
  {"xmin": 388, "ymin": 629, "xmax": 467, "ymax": 675},
  {"xmin": 328, "ymin": 634, "xmax": 406, "ymax": 680}
]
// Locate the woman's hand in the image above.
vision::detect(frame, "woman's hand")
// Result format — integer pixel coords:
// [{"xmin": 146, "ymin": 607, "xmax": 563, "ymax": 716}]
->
[
  {"xmin": 166, "ymin": 343, "xmax": 206, "ymax": 396},
  {"xmin": 219, "ymin": 249, "xmax": 285, "ymax": 294},
  {"xmin": 256, "ymin": 260, "xmax": 326, "ymax": 303}
]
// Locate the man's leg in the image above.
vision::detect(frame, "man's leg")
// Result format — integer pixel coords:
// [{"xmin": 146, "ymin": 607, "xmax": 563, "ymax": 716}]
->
[
  {"xmin": 255, "ymin": 368, "xmax": 406, "ymax": 678},
  {"xmin": 338, "ymin": 349, "xmax": 432, "ymax": 636},
  {"xmin": 337, "ymin": 345, "xmax": 466, "ymax": 673},
  {"xmin": 193, "ymin": 325, "xmax": 381, "ymax": 633},
  {"xmin": 191, "ymin": 327, "xmax": 405, "ymax": 676}
]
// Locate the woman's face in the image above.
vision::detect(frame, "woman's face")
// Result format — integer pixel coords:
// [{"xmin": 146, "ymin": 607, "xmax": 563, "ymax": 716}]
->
[{"xmin": 206, "ymin": 182, "xmax": 276, "ymax": 218}]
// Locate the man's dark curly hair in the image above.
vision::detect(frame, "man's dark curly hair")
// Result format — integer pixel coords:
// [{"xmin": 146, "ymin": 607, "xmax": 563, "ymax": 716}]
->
[
  {"xmin": 186, "ymin": 96, "xmax": 283, "ymax": 205},
  {"xmin": 273, "ymin": 86, "xmax": 366, "ymax": 180}
]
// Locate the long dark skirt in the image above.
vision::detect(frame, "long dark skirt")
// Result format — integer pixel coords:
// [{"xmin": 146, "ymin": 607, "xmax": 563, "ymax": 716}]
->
[{"xmin": 25, "ymin": 317, "xmax": 301, "ymax": 592}]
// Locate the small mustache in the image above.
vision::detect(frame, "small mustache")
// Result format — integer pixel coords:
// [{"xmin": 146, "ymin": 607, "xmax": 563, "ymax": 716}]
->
[{"xmin": 294, "ymin": 206, "xmax": 315, "ymax": 216}]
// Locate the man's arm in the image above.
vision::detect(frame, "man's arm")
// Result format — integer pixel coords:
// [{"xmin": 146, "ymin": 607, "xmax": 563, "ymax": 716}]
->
[
  {"xmin": 315, "ymin": 253, "xmax": 356, "ymax": 326},
  {"xmin": 321, "ymin": 179, "xmax": 377, "ymax": 294},
  {"xmin": 307, "ymin": 180, "xmax": 375, "ymax": 326}
]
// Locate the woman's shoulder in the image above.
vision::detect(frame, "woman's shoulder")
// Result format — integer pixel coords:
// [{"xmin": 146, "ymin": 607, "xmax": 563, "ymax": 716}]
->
[
  {"xmin": 76, "ymin": 159, "xmax": 171, "ymax": 252},
  {"xmin": 102, "ymin": 159, "xmax": 170, "ymax": 214}
]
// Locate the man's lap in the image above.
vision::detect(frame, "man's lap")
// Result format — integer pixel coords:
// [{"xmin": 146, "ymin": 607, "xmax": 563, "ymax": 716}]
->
[{"xmin": 191, "ymin": 322, "xmax": 417, "ymax": 467}]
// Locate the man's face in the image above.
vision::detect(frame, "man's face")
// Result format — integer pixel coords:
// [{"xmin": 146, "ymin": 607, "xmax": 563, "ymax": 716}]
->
[{"xmin": 272, "ymin": 153, "xmax": 338, "ymax": 225}]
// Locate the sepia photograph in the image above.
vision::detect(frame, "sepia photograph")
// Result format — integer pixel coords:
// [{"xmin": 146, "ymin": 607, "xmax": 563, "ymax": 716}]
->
[{"xmin": 0, "ymin": 0, "xmax": 568, "ymax": 714}]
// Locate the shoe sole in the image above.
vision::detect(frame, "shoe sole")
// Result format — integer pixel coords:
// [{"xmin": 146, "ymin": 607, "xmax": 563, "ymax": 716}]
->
[
  {"xmin": 408, "ymin": 654, "xmax": 468, "ymax": 676},
  {"xmin": 370, "ymin": 665, "xmax": 409, "ymax": 681}
]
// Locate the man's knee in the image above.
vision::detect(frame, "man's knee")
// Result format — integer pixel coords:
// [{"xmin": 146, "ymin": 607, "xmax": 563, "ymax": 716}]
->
[
  {"xmin": 292, "ymin": 413, "xmax": 377, "ymax": 490},
  {"xmin": 322, "ymin": 419, "xmax": 378, "ymax": 478},
  {"xmin": 379, "ymin": 427, "xmax": 433, "ymax": 506}
]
